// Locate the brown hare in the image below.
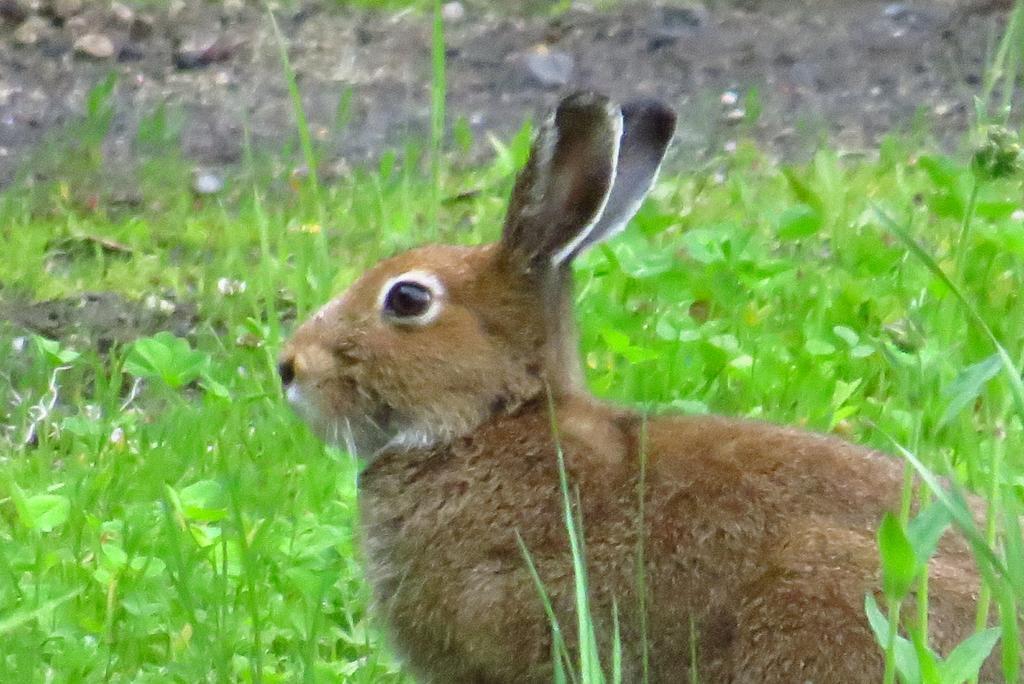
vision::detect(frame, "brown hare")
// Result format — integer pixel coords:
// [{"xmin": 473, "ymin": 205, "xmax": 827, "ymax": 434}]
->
[{"xmin": 278, "ymin": 93, "xmax": 995, "ymax": 683}]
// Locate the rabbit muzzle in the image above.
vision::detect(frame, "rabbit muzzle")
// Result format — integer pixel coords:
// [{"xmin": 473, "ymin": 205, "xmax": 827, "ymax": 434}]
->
[{"xmin": 278, "ymin": 342, "xmax": 397, "ymax": 458}]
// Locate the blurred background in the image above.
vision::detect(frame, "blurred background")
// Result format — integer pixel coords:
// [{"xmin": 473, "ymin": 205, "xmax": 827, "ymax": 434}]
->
[
  {"xmin": 0, "ymin": 0, "xmax": 1008, "ymax": 188},
  {"xmin": 2, "ymin": 2, "xmax": 1024, "ymax": 683}
]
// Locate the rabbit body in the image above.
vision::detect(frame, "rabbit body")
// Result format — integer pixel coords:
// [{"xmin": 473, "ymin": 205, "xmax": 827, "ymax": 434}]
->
[
  {"xmin": 280, "ymin": 94, "xmax": 995, "ymax": 683},
  {"xmin": 359, "ymin": 396, "xmax": 982, "ymax": 683}
]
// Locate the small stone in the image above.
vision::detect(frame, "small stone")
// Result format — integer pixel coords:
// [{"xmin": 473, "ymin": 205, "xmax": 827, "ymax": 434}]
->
[
  {"xmin": 110, "ymin": 1, "xmax": 133, "ymax": 25},
  {"xmin": 235, "ymin": 332, "xmax": 262, "ymax": 349},
  {"xmin": 523, "ymin": 45, "xmax": 574, "ymax": 88},
  {"xmin": 648, "ymin": 4, "xmax": 708, "ymax": 50},
  {"xmin": 117, "ymin": 43, "xmax": 145, "ymax": 62},
  {"xmin": 144, "ymin": 294, "xmax": 176, "ymax": 313},
  {"xmin": 74, "ymin": 33, "xmax": 115, "ymax": 59},
  {"xmin": 441, "ymin": 1, "xmax": 465, "ymax": 22},
  {"xmin": 192, "ymin": 171, "xmax": 224, "ymax": 195},
  {"xmin": 217, "ymin": 277, "xmax": 246, "ymax": 296},
  {"xmin": 724, "ymin": 107, "xmax": 745, "ymax": 123},
  {"xmin": 1011, "ymin": 208, "xmax": 1024, "ymax": 222},
  {"xmin": 129, "ymin": 13, "xmax": 153, "ymax": 41},
  {"xmin": 650, "ymin": 3, "xmax": 707, "ymax": 41},
  {"xmin": 720, "ymin": 90, "xmax": 739, "ymax": 106},
  {"xmin": 64, "ymin": 14, "xmax": 87, "ymax": 36},
  {"xmin": 14, "ymin": 15, "xmax": 48, "ymax": 45},
  {"xmin": 0, "ymin": 0, "xmax": 29, "ymax": 24},
  {"xmin": 52, "ymin": 0, "xmax": 82, "ymax": 19},
  {"xmin": 174, "ymin": 32, "xmax": 236, "ymax": 70},
  {"xmin": 883, "ymin": 3, "xmax": 909, "ymax": 21}
]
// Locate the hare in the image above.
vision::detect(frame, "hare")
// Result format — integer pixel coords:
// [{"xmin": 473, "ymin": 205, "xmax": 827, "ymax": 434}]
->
[{"xmin": 278, "ymin": 93, "xmax": 995, "ymax": 683}]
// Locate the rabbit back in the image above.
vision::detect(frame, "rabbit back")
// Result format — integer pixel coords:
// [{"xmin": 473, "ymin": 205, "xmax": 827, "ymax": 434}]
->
[{"xmin": 358, "ymin": 399, "xmax": 987, "ymax": 683}]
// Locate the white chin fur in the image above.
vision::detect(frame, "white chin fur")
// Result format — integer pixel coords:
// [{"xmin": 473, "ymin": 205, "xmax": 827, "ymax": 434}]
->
[
  {"xmin": 286, "ymin": 384, "xmax": 444, "ymax": 458},
  {"xmin": 285, "ymin": 383, "xmax": 305, "ymax": 408},
  {"xmin": 385, "ymin": 426, "xmax": 443, "ymax": 451}
]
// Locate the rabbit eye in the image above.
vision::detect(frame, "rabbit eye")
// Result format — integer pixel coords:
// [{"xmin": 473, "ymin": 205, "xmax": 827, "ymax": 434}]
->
[
  {"xmin": 383, "ymin": 281, "xmax": 433, "ymax": 319},
  {"xmin": 378, "ymin": 271, "xmax": 445, "ymax": 326}
]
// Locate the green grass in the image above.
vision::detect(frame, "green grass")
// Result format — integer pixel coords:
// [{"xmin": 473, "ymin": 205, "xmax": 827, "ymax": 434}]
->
[
  {"xmin": 4, "ymin": 13, "xmax": 1024, "ymax": 682},
  {"xmin": 3, "ymin": 123, "xmax": 1024, "ymax": 680}
]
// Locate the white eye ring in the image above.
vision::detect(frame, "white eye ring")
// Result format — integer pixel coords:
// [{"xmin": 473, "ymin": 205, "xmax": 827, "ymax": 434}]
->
[{"xmin": 378, "ymin": 270, "xmax": 445, "ymax": 326}]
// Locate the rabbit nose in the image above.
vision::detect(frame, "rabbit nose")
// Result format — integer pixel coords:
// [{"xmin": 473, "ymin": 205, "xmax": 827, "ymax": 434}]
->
[{"xmin": 278, "ymin": 356, "xmax": 296, "ymax": 387}]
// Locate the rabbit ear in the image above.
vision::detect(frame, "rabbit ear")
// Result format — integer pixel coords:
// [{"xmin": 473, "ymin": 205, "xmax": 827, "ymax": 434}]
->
[
  {"xmin": 500, "ymin": 92, "xmax": 623, "ymax": 272},
  {"xmin": 561, "ymin": 99, "xmax": 676, "ymax": 263}
]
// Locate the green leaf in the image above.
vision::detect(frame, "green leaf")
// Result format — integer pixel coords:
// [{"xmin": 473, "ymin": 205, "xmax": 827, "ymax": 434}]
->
[
  {"xmin": 939, "ymin": 354, "xmax": 1001, "ymax": 427},
  {"xmin": 707, "ymin": 334, "xmax": 740, "ymax": 354},
  {"xmin": 865, "ymin": 594, "xmax": 921, "ymax": 684},
  {"xmin": 782, "ymin": 167, "xmax": 824, "ymax": 211},
  {"xmin": 851, "ymin": 344, "xmax": 876, "ymax": 359},
  {"xmin": 1000, "ymin": 488, "xmax": 1024, "ymax": 609},
  {"xmin": 124, "ymin": 332, "xmax": 207, "ymax": 389},
  {"xmin": 178, "ymin": 479, "xmax": 227, "ymax": 522},
  {"xmin": 777, "ymin": 204, "xmax": 823, "ymax": 239},
  {"xmin": 200, "ymin": 372, "xmax": 232, "ymax": 401},
  {"xmin": 878, "ymin": 512, "xmax": 917, "ymax": 600},
  {"xmin": 916, "ymin": 155, "xmax": 963, "ymax": 193},
  {"xmin": 600, "ymin": 329, "xmax": 632, "ymax": 354},
  {"xmin": 805, "ymin": 338, "xmax": 836, "ymax": 356},
  {"xmin": 20, "ymin": 494, "xmax": 70, "ymax": 532},
  {"xmin": 614, "ymin": 242, "xmax": 674, "ymax": 278},
  {"xmin": 60, "ymin": 415, "xmax": 104, "ymax": 440},
  {"xmin": 909, "ymin": 625, "xmax": 941, "ymax": 684},
  {"xmin": 940, "ymin": 628, "xmax": 1000, "ymax": 683},
  {"xmin": 833, "ymin": 325, "xmax": 860, "ymax": 346},
  {"xmin": 102, "ymin": 542, "xmax": 128, "ymax": 569},
  {"xmin": 906, "ymin": 502, "xmax": 952, "ymax": 565},
  {"xmin": 32, "ymin": 335, "xmax": 80, "ymax": 365},
  {"xmin": 680, "ymin": 227, "xmax": 726, "ymax": 264},
  {"xmin": 975, "ymin": 198, "xmax": 1018, "ymax": 220}
]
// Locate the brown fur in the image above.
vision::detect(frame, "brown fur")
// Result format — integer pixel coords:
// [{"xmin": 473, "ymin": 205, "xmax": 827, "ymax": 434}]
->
[
  {"xmin": 356, "ymin": 398, "xmax": 990, "ymax": 683},
  {"xmin": 279, "ymin": 95, "xmax": 1004, "ymax": 682}
]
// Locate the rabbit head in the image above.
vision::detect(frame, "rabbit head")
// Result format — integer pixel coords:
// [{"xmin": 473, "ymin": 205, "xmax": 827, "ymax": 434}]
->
[{"xmin": 279, "ymin": 93, "xmax": 676, "ymax": 457}]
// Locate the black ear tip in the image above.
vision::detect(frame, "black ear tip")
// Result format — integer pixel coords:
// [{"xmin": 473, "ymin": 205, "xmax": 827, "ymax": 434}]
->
[
  {"xmin": 622, "ymin": 99, "xmax": 677, "ymax": 144},
  {"xmin": 554, "ymin": 91, "xmax": 620, "ymax": 129},
  {"xmin": 558, "ymin": 91, "xmax": 614, "ymax": 111}
]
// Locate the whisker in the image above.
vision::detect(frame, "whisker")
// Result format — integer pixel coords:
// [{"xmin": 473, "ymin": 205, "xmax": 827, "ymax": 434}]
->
[{"xmin": 343, "ymin": 417, "xmax": 359, "ymax": 461}]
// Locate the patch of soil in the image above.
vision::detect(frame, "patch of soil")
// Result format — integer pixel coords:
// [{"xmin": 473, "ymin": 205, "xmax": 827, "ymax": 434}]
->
[
  {"xmin": 0, "ymin": 292, "xmax": 197, "ymax": 351},
  {"xmin": 0, "ymin": 0, "xmax": 1011, "ymax": 188}
]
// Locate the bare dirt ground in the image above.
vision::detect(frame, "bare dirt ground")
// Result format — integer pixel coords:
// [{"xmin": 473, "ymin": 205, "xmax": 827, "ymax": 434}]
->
[
  {"xmin": 0, "ymin": 0, "xmax": 1011, "ymax": 186},
  {"xmin": 0, "ymin": 0, "xmax": 1012, "ymax": 344}
]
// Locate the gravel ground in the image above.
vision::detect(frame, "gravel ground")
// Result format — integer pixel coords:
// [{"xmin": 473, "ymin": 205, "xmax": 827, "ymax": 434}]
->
[
  {"xmin": 0, "ymin": 0, "xmax": 1011, "ymax": 187},
  {"xmin": 0, "ymin": 0, "xmax": 1012, "ymax": 343}
]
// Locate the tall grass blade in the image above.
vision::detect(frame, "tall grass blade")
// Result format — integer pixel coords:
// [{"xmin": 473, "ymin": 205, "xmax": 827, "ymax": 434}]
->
[
  {"xmin": 874, "ymin": 206, "xmax": 1024, "ymax": 428},
  {"xmin": 546, "ymin": 387, "xmax": 605, "ymax": 683},
  {"xmin": 267, "ymin": 7, "xmax": 321, "ymax": 204},
  {"xmin": 0, "ymin": 589, "xmax": 82, "ymax": 635},
  {"xmin": 979, "ymin": 0, "xmax": 1024, "ymax": 123},
  {"xmin": 428, "ymin": 0, "xmax": 447, "ymax": 238},
  {"xmin": 635, "ymin": 416, "xmax": 651, "ymax": 683},
  {"xmin": 515, "ymin": 531, "xmax": 578, "ymax": 684}
]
